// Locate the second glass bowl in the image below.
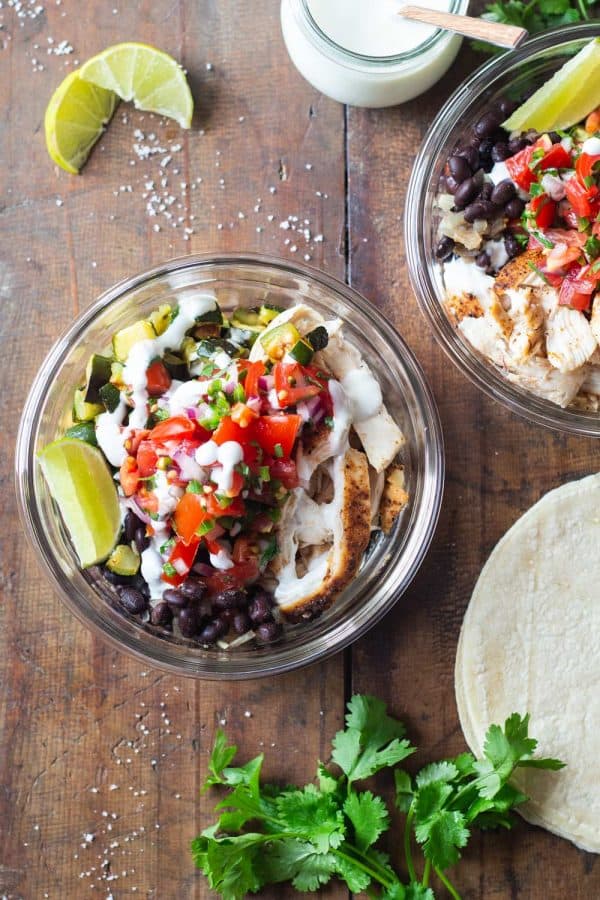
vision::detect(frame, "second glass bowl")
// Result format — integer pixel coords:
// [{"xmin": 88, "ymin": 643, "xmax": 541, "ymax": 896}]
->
[
  {"xmin": 16, "ymin": 253, "xmax": 444, "ymax": 679},
  {"xmin": 406, "ymin": 23, "xmax": 600, "ymax": 437}
]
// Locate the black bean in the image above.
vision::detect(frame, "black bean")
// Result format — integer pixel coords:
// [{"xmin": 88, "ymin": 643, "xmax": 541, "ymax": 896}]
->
[
  {"xmin": 150, "ymin": 601, "xmax": 173, "ymax": 627},
  {"xmin": 505, "ymin": 197, "xmax": 525, "ymax": 219},
  {"xmin": 508, "ymin": 137, "xmax": 528, "ymax": 156},
  {"xmin": 255, "ymin": 621, "xmax": 282, "ymax": 643},
  {"xmin": 179, "ymin": 606, "xmax": 201, "ymax": 638},
  {"xmin": 232, "ymin": 612, "xmax": 251, "ymax": 635},
  {"xmin": 213, "ymin": 588, "xmax": 246, "ymax": 611},
  {"xmin": 199, "ymin": 618, "xmax": 227, "ymax": 644},
  {"xmin": 549, "ymin": 131, "xmax": 562, "ymax": 144},
  {"xmin": 448, "ymin": 155, "xmax": 471, "ymax": 182},
  {"xmin": 248, "ymin": 594, "xmax": 273, "ymax": 624},
  {"xmin": 103, "ymin": 568, "xmax": 133, "ymax": 586},
  {"xmin": 124, "ymin": 510, "xmax": 138, "ymax": 544},
  {"xmin": 476, "ymin": 251, "xmax": 490, "ymax": 269},
  {"xmin": 490, "ymin": 179, "xmax": 516, "ymax": 207},
  {"xmin": 480, "ymin": 182, "xmax": 493, "ymax": 201},
  {"xmin": 163, "ymin": 587, "xmax": 188, "ymax": 610},
  {"xmin": 117, "ymin": 587, "xmax": 147, "ymax": 615},
  {"xmin": 435, "ymin": 236, "xmax": 455, "ymax": 260},
  {"xmin": 504, "ymin": 234, "xmax": 521, "ymax": 259},
  {"xmin": 497, "ymin": 97, "xmax": 516, "ymax": 119},
  {"xmin": 453, "ymin": 177, "xmax": 479, "ymax": 210},
  {"xmin": 445, "ymin": 174, "xmax": 460, "ymax": 195},
  {"xmin": 463, "ymin": 201, "xmax": 487, "ymax": 223},
  {"xmin": 179, "ymin": 577, "xmax": 207, "ymax": 602},
  {"xmin": 198, "ymin": 598, "xmax": 213, "ymax": 619},
  {"xmin": 491, "ymin": 142, "xmax": 510, "ymax": 163},
  {"xmin": 474, "ymin": 112, "xmax": 500, "ymax": 139},
  {"xmin": 455, "ymin": 145, "xmax": 479, "ymax": 170},
  {"xmin": 134, "ymin": 526, "xmax": 149, "ymax": 555},
  {"xmin": 438, "ymin": 175, "xmax": 448, "ymax": 192},
  {"xmin": 478, "ymin": 137, "xmax": 494, "ymax": 158},
  {"xmin": 135, "ymin": 577, "xmax": 150, "ymax": 600}
]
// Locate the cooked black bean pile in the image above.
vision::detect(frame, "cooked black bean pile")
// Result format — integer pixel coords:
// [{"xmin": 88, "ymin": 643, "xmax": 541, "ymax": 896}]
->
[
  {"xmin": 101, "ymin": 510, "xmax": 282, "ymax": 647},
  {"xmin": 435, "ymin": 96, "xmax": 540, "ymax": 272}
]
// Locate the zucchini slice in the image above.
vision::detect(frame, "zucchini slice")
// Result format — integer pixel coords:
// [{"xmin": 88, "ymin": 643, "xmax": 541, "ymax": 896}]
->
[
  {"xmin": 106, "ymin": 544, "xmax": 141, "ymax": 576},
  {"xmin": 83, "ymin": 354, "xmax": 113, "ymax": 404},
  {"xmin": 112, "ymin": 320, "xmax": 156, "ymax": 362}
]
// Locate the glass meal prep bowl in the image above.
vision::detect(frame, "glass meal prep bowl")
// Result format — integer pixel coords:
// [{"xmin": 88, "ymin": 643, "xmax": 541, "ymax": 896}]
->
[
  {"xmin": 406, "ymin": 23, "xmax": 600, "ymax": 437},
  {"xmin": 15, "ymin": 253, "xmax": 444, "ymax": 680}
]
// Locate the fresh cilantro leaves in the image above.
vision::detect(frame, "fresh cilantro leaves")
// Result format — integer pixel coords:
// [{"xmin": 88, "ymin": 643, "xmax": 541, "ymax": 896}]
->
[
  {"xmin": 475, "ymin": 0, "xmax": 600, "ymax": 54},
  {"xmin": 192, "ymin": 697, "xmax": 564, "ymax": 899}
]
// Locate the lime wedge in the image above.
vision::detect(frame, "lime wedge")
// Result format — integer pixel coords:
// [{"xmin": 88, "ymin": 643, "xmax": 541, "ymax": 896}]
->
[
  {"xmin": 79, "ymin": 42, "xmax": 193, "ymax": 129},
  {"xmin": 38, "ymin": 438, "xmax": 121, "ymax": 568},
  {"xmin": 45, "ymin": 70, "xmax": 118, "ymax": 174},
  {"xmin": 504, "ymin": 38, "xmax": 600, "ymax": 134}
]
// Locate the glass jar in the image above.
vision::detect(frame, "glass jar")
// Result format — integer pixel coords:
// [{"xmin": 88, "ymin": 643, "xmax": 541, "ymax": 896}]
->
[
  {"xmin": 16, "ymin": 253, "xmax": 444, "ymax": 679},
  {"xmin": 280, "ymin": 0, "xmax": 469, "ymax": 108}
]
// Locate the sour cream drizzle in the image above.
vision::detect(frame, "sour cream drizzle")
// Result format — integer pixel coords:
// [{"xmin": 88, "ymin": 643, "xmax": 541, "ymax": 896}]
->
[{"xmin": 123, "ymin": 293, "xmax": 217, "ymax": 429}]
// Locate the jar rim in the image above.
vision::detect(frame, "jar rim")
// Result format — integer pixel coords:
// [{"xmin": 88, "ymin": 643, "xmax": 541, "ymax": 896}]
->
[{"xmin": 298, "ymin": 0, "xmax": 469, "ymax": 67}]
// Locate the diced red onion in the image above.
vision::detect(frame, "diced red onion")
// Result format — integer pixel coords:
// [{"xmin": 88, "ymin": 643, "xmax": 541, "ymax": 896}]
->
[
  {"xmin": 246, "ymin": 396, "xmax": 261, "ymax": 413},
  {"xmin": 185, "ymin": 406, "xmax": 198, "ymax": 420},
  {"xmin": 258, "ymin": 375, "xmax": 274, "ymax": 390},
  {"xmin": 123, "ymin": 496, "xmax": 154, "ymax": 525},
  {"xmin": 173, "ymin": 450, "xmax": 204, "ymax": 482},
  {"xmin": 224, "ymin": 381, "xmax": 236, "ymax": 395},
  {"xmin": 305, "ymin": 396, "xmax": 321, "ymax": 416},
  {"xmin": 173, "ymin": 557, "xmax": 189, "ymax": 576},
  {"xmin": 296, "ymin": 401, "xmax": 312, "ymax": 423}
]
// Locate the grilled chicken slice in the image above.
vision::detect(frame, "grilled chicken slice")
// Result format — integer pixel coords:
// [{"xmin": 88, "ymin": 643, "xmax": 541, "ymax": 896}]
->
[
  {"xmin": 505, "ymin": 356, "xmax": 586, "ymax": 407},
  {"xmin": 546, "ymin": 307, "xmax": 597, "ymax": 373},
  {"xmin": 272, "ymin": 447, "xmax": 371, "ymax": 619},
  {"xmin": 380, "ymin": 466, "xmax": 409, "ymax": 534}
]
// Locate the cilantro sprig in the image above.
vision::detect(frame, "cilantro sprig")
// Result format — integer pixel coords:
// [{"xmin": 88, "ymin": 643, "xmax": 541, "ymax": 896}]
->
[
  {"xmin": 192, "ymin": 695, "xmax": 563, "ymax": 899},
  {"xmin": 474, "ymin": 1, "xmax": 599, "ymax": 54}
]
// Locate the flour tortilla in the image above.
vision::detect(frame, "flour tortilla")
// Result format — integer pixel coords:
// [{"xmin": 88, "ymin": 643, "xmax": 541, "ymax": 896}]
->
[{"xmin": 455, "ymin": 473, "xmax": 600, "ymax": 853}]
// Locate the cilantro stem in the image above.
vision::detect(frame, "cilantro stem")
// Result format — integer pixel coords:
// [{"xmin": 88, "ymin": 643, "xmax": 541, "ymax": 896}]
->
[
  {"xmin": 404, "ymin": 805, "xmax": 417, "ymax": 883},
  {"xmin": 435, "ymin": 867, "xmax": 462, "ymax": 900},
  {"xmin": 335, "ymin": 843, "xmax": 396, "ymax": 890},
  {"xmin": 422, "ymin": 858, "xmax": 431, "ymax": 887}
]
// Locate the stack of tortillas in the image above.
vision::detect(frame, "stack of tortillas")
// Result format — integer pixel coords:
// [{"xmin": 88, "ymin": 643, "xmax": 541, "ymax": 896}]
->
[{"xmin": 456, "ymin": 473, "xmax": 600, "ymax": 853}]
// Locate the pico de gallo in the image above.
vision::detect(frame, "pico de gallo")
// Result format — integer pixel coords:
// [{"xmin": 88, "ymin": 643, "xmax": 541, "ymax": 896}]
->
[
  {"xmin": 437, "ymin": 98, "xmax": 600, "ymax": 411},
  {"xmin": 63, "ymin": 294, "xmax": 347, "ymax": 647}
]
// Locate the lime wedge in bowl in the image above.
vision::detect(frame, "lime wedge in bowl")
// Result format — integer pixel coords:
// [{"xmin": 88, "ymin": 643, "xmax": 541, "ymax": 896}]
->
[
  {"xmin": 503, "ymin": 37, "xmax": 600, "ymax": 133},
  {"xmin": 38, "ymin": 438, "xmax": 121, "ymax": 568},
  {"xmin": 45, "ymin": 70, "xmax": 118, "ymax": 174},
  {"xmin": 79, "ymin": 42, "xmax": 193, "ymax": 129}
]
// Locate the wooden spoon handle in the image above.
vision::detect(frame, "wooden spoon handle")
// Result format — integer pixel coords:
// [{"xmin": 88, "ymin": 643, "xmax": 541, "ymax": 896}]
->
[{"xmin": 399, "ymin": 5, "xmax": 528, "ymax": 49}]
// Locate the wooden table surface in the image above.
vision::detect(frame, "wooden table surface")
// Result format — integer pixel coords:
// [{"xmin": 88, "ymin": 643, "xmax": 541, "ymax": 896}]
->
[{"xmin": 1, "ymin": 2, "xmax": 598, "ymax": 898}]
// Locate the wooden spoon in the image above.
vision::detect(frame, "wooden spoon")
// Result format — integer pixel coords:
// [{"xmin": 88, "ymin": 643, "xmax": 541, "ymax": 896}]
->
[{"xmin": 399, "ymin": 5, "xmax": 528, "ymax": 49}]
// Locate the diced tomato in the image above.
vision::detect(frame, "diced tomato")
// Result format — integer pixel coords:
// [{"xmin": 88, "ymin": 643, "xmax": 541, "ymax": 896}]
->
[
  {"xmin": 505, "ymin": 145, "xmax": 536, "ymax": 191},
  {"xmin": 565, "ymin": 176, "xmax": 595, "ymax": 218},
  {"xmin": 206, "ymin": 559, "xmax": 259, "ymax": 595},
  {"xmin": 243, "ymin": 441, "xmax": 263, "ymax": 469},
  {"xmin": 544, "ymin": 229, "xmax": 587, "ymax": 248},
  {"xmin": 269, "ymin": 456, "xmax": 299, "ymax": 489},
  {"xmin": 119, "ymin": 456, "xmax": 139, "ymax": 496},
  {"xmin": 559, "ymin": 277, "xmax": 594, "ymax": 311},
  {"xmin": 162, "ymin": 537, "xmax": 200, "ymax": 586},
  {"xmin": 205, "ymin": 490, "xmax": 246, "ymax": 519},
  {"xmin": 173, "ymin": 493, "xmax": 212, "ymax": 544},
  {"xmin": 230, "ymin": 402, "xmax": 259, "ymax": 428},
  {"xmin": 212, "ymin": 415, "xmax": 249, "ymax": 446},
  {"xmin": 232, "ymin": 534, "xmax": 260, "ymax": 565},
  {"xmin": 128, "ymin": 429, "xmax": 150, "ymax": 455},
  {"xmin": 273, "ymin": 362, "xmax": 321, "ymax": 406},
  {"xmin": 530, "ymin": 194, "xmax": 556, "ymax": 228},
  {"xmin": 136, "ymin": 440, "xmax": 159, "ymax": 477},
  {"xmin": 253, "ymin": 414, "xmax": 301, "ymax": 458},
  {"xmin": 243, "ymin": 361, "xmax": 265, "ymax": 398},
  {"xmin": 136, "ymin": 487, "xmax": 158, "ymax": 514},
  {"xmin": 149, "ymin": 415, "xmax": 198, "ymax": 443},
  {"xmin": 538, "ymin": 143, "xmax": 571, "ymax": 171},
  {"xmin": 146, "ymin": 360, "xmax": 172, "ymax": 397},
  {"xmin": 575, "ymin": 152, "xmax": 600, "ymax": 183}
]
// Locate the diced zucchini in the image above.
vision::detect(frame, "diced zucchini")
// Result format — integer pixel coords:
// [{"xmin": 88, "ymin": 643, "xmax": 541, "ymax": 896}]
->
[
  {"xmin": 288, "ymin": 338, "xmax": 314, "ymax": 365},
  {"xmin": 84, "ymin": 354, "xmax": 113, "ymax": 404},
  {"xmin": 306, "ymin": 325, "xmax": 329, "ymax": 351},
  {"xmin": 181, "ymin": 336, "xmax": 199, "ymax": 363},
  {"xmin": 112, "ymin": 320, "xmax": 156, "ymax": 362},
  {"xmin": 73, "ymin": 388, "xmax": 103, "ymax": 423},
  {"xmin": 259, "ymin": 304, "xmax": 283, "ymax": 325},
  {"xmin": 260, "ymin": 322, "xmax": 302, "ymax": 361},
  {"xmin": 231, "ymin": 307, "xmax": 263, "ymax": 332},
  {"xmin": 110, "ymin": 361, "xmax": 125, "ymax": 388},
  {"xmin": 162, "ymin": 350, "xmax": 188, "ymax": 380},
  {"xmin": 99, "ymin": 382, "xmax": 121, "ymax": 413},
  {"xmin": 149, "ymin": 304, "xmax": 172, "ymax": 336},
  {"xmin": 65, "ymin": 421, "xmax": 98, "ymax": 446},
  {"xmin": 106, "ymin": 544, "xmax": 140, "ymax": 576},
  {"xmin": 196, "ymin": 304, "xmax": 223, "ymax": 324}
]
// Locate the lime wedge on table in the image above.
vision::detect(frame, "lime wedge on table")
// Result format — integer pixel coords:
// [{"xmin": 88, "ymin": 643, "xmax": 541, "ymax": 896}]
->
[
  {"xmin": 79, "ymin": 42, "xmax": 193, "ymax": 129},
  {"xmin": 38, "ymin": 438, "xmax": 121, "ymax": 568},
  {"xmin": 503, "ymin": 38, "xmax": 600, "ymax": 133},
  {"xmin": 45, "ymin": 70, "xmax": 118, "ymax": 174}
]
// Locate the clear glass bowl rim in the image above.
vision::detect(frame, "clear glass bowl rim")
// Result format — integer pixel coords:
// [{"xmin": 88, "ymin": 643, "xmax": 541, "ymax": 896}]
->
[
  {"xmin": 15, "ymin": 252, "xmax": 445, "ymax": 680},
  {"xmin": 405, "ymin": 23, "xmax": 600, "ymax": 437}
]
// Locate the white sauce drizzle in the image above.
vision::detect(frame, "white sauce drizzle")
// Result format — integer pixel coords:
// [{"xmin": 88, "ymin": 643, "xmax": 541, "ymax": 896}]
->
[
  {"xmin": 341, "ymin": 368, "xmax": 382, "ymax": 422},
  {"xmin": 209, "ymin": 548, "xmax": 235, "ymax": 570},
  {"xmin": 213, "ymin": 441, "xmax": 244, "ymax": 493},
  {"xmin": 95, "ymin": 398, "xmax": 129, "ymax": 467}
]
